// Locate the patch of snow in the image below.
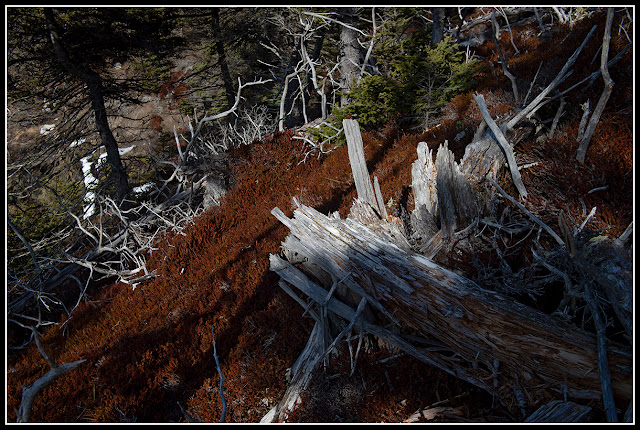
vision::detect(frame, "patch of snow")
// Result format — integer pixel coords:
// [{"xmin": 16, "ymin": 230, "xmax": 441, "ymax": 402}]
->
[
  {"xmin": 80, "ymin": 154, "xmax": 100, "ymax": 219},
  {"xmin": 118, "ymin": 145, "xmax": 136, "ymax": 155},
  {"xmin": 80, "ymin": 145, "xmax": 137, "ymax": 219},
  {"xmin": 69, "ymin": 138, "xmax": 86, "ymax": 148},
  {"xmin": 40, "ymin": 124, "xmax": 56, "ymax": 135},
  {"xmin": 133, "ymin": 183, "xmax": 154, "ymax": 195}
]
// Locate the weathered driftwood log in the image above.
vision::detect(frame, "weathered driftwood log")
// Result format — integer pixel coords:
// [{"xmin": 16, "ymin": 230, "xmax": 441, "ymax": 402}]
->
[{"xmin": 269, "ymin": 200, "xmax": 632, "ymax": 417}]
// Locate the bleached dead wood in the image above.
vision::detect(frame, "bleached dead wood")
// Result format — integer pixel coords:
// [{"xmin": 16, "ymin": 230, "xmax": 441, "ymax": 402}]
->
[
  {"xmin": 175, "ymin": 77, "xmax": 272, "ymax": 160},
  {"xmin": 473, "ymin": 93, "xmax": 527, "ymax": 199},
  {"xmin": 343, "ymin": 118, "xmax": 386, "ymax": 217},
  {"xmin": 491, "ymin": 10, "xmax": 519, "ymax": 104},
  {"xmin": 576, "ymin": 8, "xmax": 615, "ymax": 164},
  {"xmin": 270, "ymin": 200, "xmax": 632, "ymax": 417},
  {"xmin": 505, "ymin": 24, "xmax": 597, "ymax": 130},
  {"xmin": 487, "ymin": 176, "xmax": 565, "ymax": 247},
  {"xmin": 409, "ymin": 142, "xmax": 439, "ymax": 245},
  {"xmin": 17, "ymin": 327, "xmax": 86, "ymax": 422},
  {"xmin": 434, "ymin": 141, "xmax": 478, "ymax": 238},
  {"xmin": 524, "ymin": 400, "xmax": 591, "ymax": 423},
  {"xmin": 269, "ymin": 107, "xmax": 633, "ymax": 422}
]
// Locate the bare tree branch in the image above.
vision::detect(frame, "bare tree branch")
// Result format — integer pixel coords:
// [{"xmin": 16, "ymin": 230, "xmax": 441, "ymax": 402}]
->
[
  {"xmin": 506, "ymin": 25, "xmax": 597, "ymax": 130},
  {"xmin": 17, "ymin": 327, "xmax": 86, "ymax": 422},
  {"xmin": 576, "ymin": 8, "xmax": 615, "ymax": 163},
  {"xmin": 473, "ymin": 93, "xmax": 527, "ymax": 199}
]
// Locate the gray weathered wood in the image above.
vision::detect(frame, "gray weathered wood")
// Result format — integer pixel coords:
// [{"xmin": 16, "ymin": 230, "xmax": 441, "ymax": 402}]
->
[
  {"xmin": 373, "ymin": 176, "xmax": 388, "ymax": 219},
  {"xmin": 524, "ymin": 400, "xmax": 591, "ymax": 423},
  {"xmin": 411, "ymin": 141, "xmax": 438, "ymax": 214},
  {"xmin": 576, "ymin": 8, "xmax": 614, "ymax": 164},
  {"xmin": 270, "ymin": 201, "xmax": 633, "ymax": 413},
  {"xmin": 473, "ymin": 93, "xmax": 527, "ymax": 199},
  {"xmin": 505, "ymin": 24, "xmax": 597, "ymax": 130},
  {"xmin": 434, "ymin": 141, "xmax": 479, "ymax": 237},
  {"xmin": 343, "ymin": 119, "xmax": 378, "ymax": 212}
]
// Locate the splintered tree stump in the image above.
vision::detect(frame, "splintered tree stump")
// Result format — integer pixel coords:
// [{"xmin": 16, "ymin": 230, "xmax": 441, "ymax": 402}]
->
[
  {"xmin": 267, "ymin": 118, "xmax": 631, "ymax": 422},
  {"xmin": 269, "ymin": 200, "xmax": 632, "ymax": 415}
]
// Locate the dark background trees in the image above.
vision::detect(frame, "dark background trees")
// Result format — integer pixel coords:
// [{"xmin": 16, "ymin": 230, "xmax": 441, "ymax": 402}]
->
[{"xmin": 9, "ymin": 7, "xmax": 180, "ymax": 204}]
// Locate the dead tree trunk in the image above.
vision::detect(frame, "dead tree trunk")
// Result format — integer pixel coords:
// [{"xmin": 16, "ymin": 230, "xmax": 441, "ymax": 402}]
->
[
  {"xmin": 267, "ymin": 118, "xmax": 632, "ymax": 422},
  {"xmin": 338, "ymin": 7, "xmax": 361, "ymax": 106},
  {"xmin": 270, "ymin": 200, "xmax": 632, "ymax": 416}
]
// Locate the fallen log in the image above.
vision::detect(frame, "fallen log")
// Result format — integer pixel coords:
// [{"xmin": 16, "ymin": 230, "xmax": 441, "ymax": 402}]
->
[
  {"xmin": 269, "ymin": 199, "xmax": 632, "ymax": 418},
  {"xmin": 267, "ymin": 115, "xmax": 632, "ymax": 422}
]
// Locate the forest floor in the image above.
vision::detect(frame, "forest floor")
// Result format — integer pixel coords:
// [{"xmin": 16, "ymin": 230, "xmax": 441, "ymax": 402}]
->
[{"xmin": 6, "ymin": 10, "xmax": 633, "ymax": 423}]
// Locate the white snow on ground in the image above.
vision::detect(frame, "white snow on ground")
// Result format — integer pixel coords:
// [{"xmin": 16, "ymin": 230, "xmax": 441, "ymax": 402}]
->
[
  {"xmin": 81, "ymin": 145, "xmax": 137, "ymax": 219},
  {"xmin": 69, "ymin": 138, "xmax": 86, "ymax": 148},
  {"xmin": 81, "ymin": 155, "xmax": 100, "ymax": 219},
  {"xmin": 133, "ymin": 182, "xmax": 154, "ymax": 195},
  {"xmin": 40, "ymin": 124, "xmax": 56, "ymax": 135}
]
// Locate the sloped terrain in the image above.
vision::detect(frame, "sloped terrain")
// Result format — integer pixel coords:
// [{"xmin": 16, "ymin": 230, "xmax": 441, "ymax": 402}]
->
[{"xmin": 6, "ymin": 10, "xmax": 632, "ymax": 423}]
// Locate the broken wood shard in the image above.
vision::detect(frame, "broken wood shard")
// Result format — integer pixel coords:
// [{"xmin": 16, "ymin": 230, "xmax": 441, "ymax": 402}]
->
[
  {"xmin": 343, "ymin": 118, "xmax": 386, "ymax": 217},
  {"xmin": 434, "ymin": 141, "xmax": 479, "ymax": 238}
]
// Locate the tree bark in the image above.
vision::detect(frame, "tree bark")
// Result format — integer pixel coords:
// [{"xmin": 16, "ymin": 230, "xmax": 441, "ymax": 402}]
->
[
  {"xmin": 86, "ymin": 78, "xmax": 130, "ymax": 205},
  {"xmin": 431, "ymin": 7, "xmax": 445, "ymax": 45},
  {"xmin": 338, "ymin": 7, "xmax": 361, "ymax": 106},
  {"xmin": 211, "ymin": 8, "xmax": 235, "ymax": 111}
]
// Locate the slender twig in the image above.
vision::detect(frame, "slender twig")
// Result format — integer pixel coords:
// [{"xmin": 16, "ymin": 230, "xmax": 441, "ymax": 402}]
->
[
  {"xmin": 211, "ymin": 326, "xmax": 227, "ymax": 423},
  {"xmin": 583, "ymin": 281, "xmax": 618, "ymax": 422},
  {"xmin": 487, "ymin": 176, "xmax": 564, "ymax": 247}
]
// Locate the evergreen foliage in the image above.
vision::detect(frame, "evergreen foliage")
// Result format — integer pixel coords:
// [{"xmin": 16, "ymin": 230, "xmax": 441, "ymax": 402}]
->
[
  {"xmin": 317, "ymin": 9, "xmax": 479, "ymax": 137},
  {"xmin": 339, "ymin": 32, "xmax": 479, "ymax": 128}
]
